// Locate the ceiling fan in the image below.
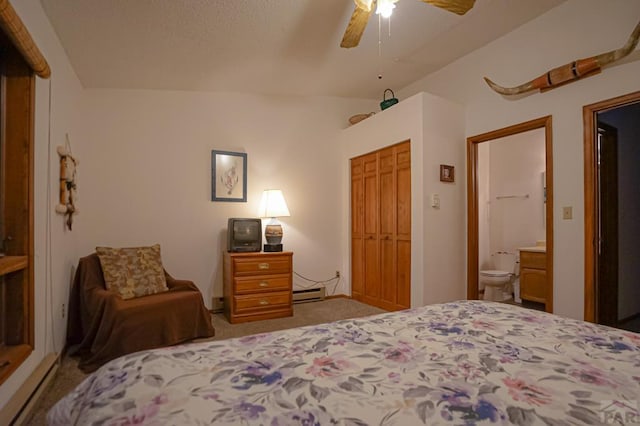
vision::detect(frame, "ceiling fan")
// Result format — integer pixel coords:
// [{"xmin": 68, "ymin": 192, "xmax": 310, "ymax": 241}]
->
[{"xmin": 340, "ymin": 0, "xmax": 476, "ymax": 48}]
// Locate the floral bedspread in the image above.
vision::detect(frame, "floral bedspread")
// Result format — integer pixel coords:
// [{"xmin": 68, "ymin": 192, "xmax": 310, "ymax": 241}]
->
[{"xmin": 48, "ymin": 301, "xmax": 640, "ymax": 425}]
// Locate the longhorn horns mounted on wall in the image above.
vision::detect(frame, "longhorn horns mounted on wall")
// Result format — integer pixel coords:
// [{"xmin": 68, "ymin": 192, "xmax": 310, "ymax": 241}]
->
[{"xmin": 484, "ymin": 19, "xmax": 640, "ymax": 96}]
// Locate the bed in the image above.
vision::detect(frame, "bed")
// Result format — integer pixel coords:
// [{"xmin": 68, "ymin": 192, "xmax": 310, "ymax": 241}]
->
[{"xmin": 48, "ymin": 301, "xmax": 640, "ymax": 425}]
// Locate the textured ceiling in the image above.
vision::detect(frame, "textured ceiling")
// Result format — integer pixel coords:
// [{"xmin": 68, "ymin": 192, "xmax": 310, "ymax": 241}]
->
[{"xmin": 39, "ymin": 0, "xmax": 565, "ymax": 99}]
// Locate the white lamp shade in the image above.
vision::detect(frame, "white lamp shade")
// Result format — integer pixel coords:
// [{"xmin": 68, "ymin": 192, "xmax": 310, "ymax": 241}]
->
[{"xmin": 258, "ymin": 189, "xmax": 290, "ymax": 218}]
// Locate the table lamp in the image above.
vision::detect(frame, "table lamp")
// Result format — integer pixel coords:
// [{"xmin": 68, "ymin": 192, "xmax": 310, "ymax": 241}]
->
[{"xmin": 257, "ymin": 189, "xmax": 290, "ymax": 252}]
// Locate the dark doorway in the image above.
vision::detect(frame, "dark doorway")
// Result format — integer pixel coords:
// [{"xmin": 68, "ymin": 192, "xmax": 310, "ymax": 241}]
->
[
  {"xmin": 585, "ymin": 96, "xmax": 640, "ymax": 332},
  {"xmin": 594, "ymin": 122, "xmax": 618, "ymax": 327}
]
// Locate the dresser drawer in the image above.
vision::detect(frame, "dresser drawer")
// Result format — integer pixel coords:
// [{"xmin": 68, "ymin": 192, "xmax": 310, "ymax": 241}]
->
[
  {"xmin": 224, "ymin": 251, "xmax": 293, "ymax": 323},
  {"xmin": 234, "ymin": 291, "xmax": 292, "ymax": 313},
  {"xmin": 233, "ymin": 256, "xmax": 291, "ymax": 276},
  {"xmin": 234, "ymin": 275, "xmax": 290, "ymax": 294},
  {"xmin": 520, "ymin": 251, "xmax": 546, "ymax": 270}
]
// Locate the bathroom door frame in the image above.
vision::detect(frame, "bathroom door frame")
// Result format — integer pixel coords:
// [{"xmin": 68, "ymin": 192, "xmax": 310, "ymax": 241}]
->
[{"xmin": 466, "ymin": 116, "xmax": 554, "ymax": 313}]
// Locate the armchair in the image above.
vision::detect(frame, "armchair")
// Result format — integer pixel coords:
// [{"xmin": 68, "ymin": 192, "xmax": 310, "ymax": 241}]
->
[{"xmin": 67, "ymin": 253, "xmax": 215, "ymax": 372}]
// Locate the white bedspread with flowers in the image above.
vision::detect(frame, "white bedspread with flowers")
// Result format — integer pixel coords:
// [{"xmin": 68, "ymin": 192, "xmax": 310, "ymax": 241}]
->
[{"xmin": 48, "ymin": 301, "xmax": 640, "ymax": 425}]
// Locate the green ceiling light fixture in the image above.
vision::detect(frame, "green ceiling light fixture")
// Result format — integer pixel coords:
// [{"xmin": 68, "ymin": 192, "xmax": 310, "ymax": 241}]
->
[{"xmin": 258, "ymin": 189, "xmax": 291, "ymax": 252}]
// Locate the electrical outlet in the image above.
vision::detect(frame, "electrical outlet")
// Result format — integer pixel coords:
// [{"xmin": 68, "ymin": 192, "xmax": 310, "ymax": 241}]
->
[
  {"xmin": 211, "ymin": 297, "xmax": 224, "ymax": 313},
  {"xmin": 61, "ymin": 303, "xmax": 65, "ymax": 319},
  {"xmin": 335, "ymin": 271, "xmax": 340, "ymax": 278}
]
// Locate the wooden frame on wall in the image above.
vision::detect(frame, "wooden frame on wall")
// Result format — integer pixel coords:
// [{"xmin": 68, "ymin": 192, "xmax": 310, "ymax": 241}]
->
[
  {"xmin": 211, "ymin": 150, "xmax": 247, "ymax": 202},
  {"xmin": 0, "ymin": 29, "xmax": 36, "ymax": 386},
  {"xmin": 466, "ymin": 116, "xmax": 554, "ymax": 313},
  {"xmin": 440, "ymin": 164, "xmax": 454, "ymax": 182}
]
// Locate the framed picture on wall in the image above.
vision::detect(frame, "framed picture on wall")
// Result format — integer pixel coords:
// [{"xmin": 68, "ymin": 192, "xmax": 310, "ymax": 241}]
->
[
  {"xmin": 440, "ymin": 164, "xmax": 454, "ymax": 183},
  {"xmin": 211, "ymin": 150, "xmax": 247, "ymax": 202}
]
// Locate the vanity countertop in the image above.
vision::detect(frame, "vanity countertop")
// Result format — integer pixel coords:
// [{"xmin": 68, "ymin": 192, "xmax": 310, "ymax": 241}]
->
[{"xmin": 518, "ymin": 246, "xmax": 546, "ymax": 253}]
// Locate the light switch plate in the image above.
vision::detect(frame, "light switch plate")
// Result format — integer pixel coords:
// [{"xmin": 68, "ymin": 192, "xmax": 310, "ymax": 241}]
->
[
  {"xmin": 431, "ymin": 194, "xmax": 440, "ymax": 208},
  {"xmin": 562, "ymin": 206, "xmax": 572, "ymax": 220}
]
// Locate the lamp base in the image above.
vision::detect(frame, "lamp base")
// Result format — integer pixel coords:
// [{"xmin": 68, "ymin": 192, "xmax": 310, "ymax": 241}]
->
[{"xmin": 263, "ymin": 243, "xmax": 283, "ymax": 252}]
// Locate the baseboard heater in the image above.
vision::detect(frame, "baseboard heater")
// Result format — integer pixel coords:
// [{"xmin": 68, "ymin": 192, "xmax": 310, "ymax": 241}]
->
[
  {"xmin": 0, "ymin": 352, "xmax": 59, "ymax": 425},
  {"xmin": 293, "ymin": 287, "xmax": 325, "ymax": 304}
]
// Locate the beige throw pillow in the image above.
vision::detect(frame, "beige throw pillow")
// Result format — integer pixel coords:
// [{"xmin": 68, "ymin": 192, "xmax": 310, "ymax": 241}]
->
[{"xmin": 96, "ymin": 244, "xmax": 168, "ymax": 299}]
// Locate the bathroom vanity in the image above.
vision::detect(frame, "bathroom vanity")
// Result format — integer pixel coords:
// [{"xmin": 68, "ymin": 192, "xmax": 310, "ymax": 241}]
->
[{"xmin": 518, "ymin": 246, "xmax": 547, "ymax": 306}]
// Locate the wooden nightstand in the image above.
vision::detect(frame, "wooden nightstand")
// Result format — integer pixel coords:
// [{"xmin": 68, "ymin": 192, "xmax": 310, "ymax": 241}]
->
[{"xmin": 223, "ymin": 251, "xmax": 293, "ymax": 323}]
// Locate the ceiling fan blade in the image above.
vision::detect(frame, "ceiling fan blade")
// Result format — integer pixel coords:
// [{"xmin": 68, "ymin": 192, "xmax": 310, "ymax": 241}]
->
[
  {"xmin": 421, "ymin": 0, "xmax": 476, "ymax": 15},
  {"xmin": 340, "ymin": 2, "xmax": 376, "ymax": 48}
]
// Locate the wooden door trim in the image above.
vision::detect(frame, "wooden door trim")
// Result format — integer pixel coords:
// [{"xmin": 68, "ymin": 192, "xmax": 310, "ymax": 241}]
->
[
  {"xmin": 467, "ymin": 116, "xmax": 554, "ymax": 312},
  {"xmin": 583, "ymin": 90, "xmax": 640, "ymax": 322}
]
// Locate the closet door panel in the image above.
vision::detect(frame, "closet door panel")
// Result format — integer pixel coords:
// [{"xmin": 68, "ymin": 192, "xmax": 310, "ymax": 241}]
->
[
  {"xmin": 350, "ymin": 159, "xmax": 364, "ymax": 299},
  {"xmin": 351, "ymin": 160, "xmax": 363, "ymax": 236},
  {"xmin": 397, "ymin": 147, "xmax": 411, "ymax": 238},
  {"xmin": 397, "ymin": 240, "xmax": 411, "ymax": 308},
  {"xmin": 362, "ymin": 153, "xmax": 379, "ymax": 300},
  {"xmin": 363, "ymin": 176, "xmax": 377, "ymax": 235},
  {"xmin": 351, "ymin": 239, "xmax": 364, "ymax": 297},
  {"xmin": 380, "ymin": 238, "xmax": 395, "ymax": 305},
  {"xmin": 379, "ymin": 146, "xmax": 395, "ymax": 306},
  {"xmin": 379, "ymin": 153, "xmax": 394, "ymax": 236},
  {"xmin": 364, "ymin": 238, "xmax": 380, "ymax": 299}
]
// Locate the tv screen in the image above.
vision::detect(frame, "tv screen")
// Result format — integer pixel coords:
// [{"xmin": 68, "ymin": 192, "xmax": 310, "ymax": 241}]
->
[{"xmin": 228, "ymin": 218, "xmax": 262, "ymax": 252}]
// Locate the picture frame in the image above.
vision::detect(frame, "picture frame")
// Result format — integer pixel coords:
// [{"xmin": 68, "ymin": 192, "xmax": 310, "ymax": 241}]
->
[
  {"xmin": 211, "ymin": 150, "xmax": 247, "ymax": 202},
  {"xmin": 440, "ymin": 164, "xmax": 454, "ymax": 183}
]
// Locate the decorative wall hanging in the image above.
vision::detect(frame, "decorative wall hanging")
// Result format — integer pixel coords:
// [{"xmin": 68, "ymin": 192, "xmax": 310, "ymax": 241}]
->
[
  {"xmin": 440, "ymin": 164, "xmax": 454, "ymax": 182},
  {"xmin": 348, "ymin": 112, "xmax": 375, "ymax": 126},
  {"xmin": 380, "ymin": 89, "xmax": 399, "ymax": 110},
  {"xmin": 484, "ymin": 19, "xmax": 640, "ymax": 96},
  {"xmin": 211, "ymin": 150, "xmax": 247, "ymax": 202},
  {"xmin": 55, "ymin": 135, "xmax": 78, "ymax": 230}
]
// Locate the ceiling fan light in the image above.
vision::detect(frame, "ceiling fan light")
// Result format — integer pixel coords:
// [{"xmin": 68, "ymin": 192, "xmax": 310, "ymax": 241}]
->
[{"xmin": 376, "ymin": 0, "xmax": 396, "ymax": 18}]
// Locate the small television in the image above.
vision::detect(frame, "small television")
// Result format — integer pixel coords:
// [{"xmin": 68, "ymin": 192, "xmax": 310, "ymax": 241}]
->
[{"xmin": 227, "ymin": 218, "xmax": 262, "ymax": 252}]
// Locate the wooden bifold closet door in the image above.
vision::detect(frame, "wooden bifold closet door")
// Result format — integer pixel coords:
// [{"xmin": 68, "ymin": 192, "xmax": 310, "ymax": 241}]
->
[{"xmin": 351, "ymin": 141, "xmax": 411, "ymax": 311}]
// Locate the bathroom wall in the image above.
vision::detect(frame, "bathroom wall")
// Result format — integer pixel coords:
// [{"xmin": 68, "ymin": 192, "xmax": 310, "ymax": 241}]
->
[
  {"xmin": 487, "ymin": 128, "xmax": 546, "ymax": 263},
  {"xmin": 477, "ymin": 143, "xmax": 491, "ymax": 270}
]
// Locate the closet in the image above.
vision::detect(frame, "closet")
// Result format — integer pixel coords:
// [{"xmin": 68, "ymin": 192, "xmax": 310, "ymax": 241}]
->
[{"xmin": 351, "ymin": 141, "xmax": 411, "ymax": 311}]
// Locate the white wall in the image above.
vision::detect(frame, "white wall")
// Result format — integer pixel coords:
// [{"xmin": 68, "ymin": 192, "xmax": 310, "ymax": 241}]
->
[
  {"xmin": 77, "ymin": 90, "xmax": 376, "ymax": 305},
  {"xmin": 488, "ymin": 129, "xmax": 546, "ymax": 255},
  {"xmin": 398, "ymin": 0, "xmax": 640, "ymax": 320},
  {"xmin": 0, "ymin": 0, "xmax": 83, "ymax": 411},
  {"xmin": 338, "ymin": 92, "xmax": 465, "ymax": 306}
]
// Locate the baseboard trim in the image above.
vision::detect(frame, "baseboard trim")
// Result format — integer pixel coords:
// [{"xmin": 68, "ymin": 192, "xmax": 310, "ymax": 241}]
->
[
  {"xmin": 619, "ymin": 311, "xmax": 640, "ymax": 325},
  {"xmin": 325, "ymin": 294, "xmax": 350, "ymax": 300},
  {"xmin": 0, "ymin": 352, "xmax": 59, "ymax": 426}
]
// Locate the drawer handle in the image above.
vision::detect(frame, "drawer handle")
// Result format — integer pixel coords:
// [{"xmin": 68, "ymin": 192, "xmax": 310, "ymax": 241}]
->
[
  {"xmin": 258, "ymin": 263, "xmax": 270, "ymax": 270},
  {"xmin": 259, "ymin": 281, "xmax": 269, "ymax": 287},
  {"xmin": 259, "ymin": 300, "xmax": 269, "ymax": 305}
]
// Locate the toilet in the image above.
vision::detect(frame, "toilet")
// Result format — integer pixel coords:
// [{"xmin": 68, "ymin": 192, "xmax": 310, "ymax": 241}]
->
[
  {"xmin": 480, "ymin": 252, "xmax": 518, "ymax": 302},
  {"xmin": 480, "ymin": 270, "xmax": 512, "ymax": 301}
]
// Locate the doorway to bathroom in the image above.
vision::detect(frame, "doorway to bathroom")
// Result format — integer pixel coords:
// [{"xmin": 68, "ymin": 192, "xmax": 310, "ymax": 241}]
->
[
  {"xmin": 584, "ymin": 91, "xmax": 640, "ymax": 333},
  {"xmin": 467, "ymin": 116, "xmax": 554, "ymax": 313}
]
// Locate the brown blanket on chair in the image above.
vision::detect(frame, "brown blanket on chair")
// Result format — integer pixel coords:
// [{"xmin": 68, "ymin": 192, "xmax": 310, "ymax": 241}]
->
[{"xmin": 67, "ymin": 253, "xmax": 215, "ymax": 372}]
